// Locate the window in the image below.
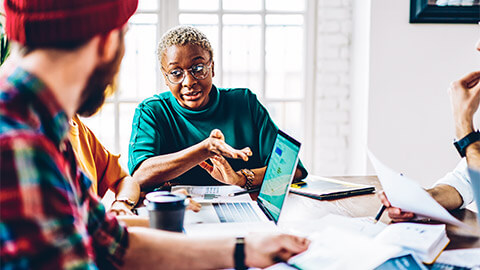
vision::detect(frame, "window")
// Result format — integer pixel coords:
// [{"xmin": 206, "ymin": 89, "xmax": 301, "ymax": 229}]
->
[{"xmin": 83, "ymin": 0, "xmax": 314, "ymax": 169}]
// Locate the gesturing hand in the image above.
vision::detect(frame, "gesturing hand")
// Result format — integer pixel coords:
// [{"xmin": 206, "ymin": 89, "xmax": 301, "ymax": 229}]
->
[
  {"xmin": 199, "ymin": 155, "xmax": 245, "ymax": 186},
  {"xmin": 203, "ymin": 129, "xmax": 252, "ymax": 161},
  {"xmin": 448, "ymin": 70, "xmax": 480, "ymax": 138}
]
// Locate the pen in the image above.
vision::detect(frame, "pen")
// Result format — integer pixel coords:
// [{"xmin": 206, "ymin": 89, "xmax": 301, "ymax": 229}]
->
[
  {"xmin": 374, "ymin": 205, "xmax": 387, "ymax": 223},
  {"xmin": 291, "ymin": 181, "xmax": 307, "ymax": 189},
  {"xmin": 228, "ymin": 187, "xmax": 261, "ymax": 197}
]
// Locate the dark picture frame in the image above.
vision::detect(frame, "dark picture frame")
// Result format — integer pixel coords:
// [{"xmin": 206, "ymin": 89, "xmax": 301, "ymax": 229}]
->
[{"xmin": 410, "ymin": 0, "xmax": 480, "ymax": 23}]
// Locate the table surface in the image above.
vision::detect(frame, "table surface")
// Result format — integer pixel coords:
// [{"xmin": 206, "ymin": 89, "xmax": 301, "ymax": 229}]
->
[{"xmin": 278, "ymin": 175, "xmax": 480, "ymax": 250}]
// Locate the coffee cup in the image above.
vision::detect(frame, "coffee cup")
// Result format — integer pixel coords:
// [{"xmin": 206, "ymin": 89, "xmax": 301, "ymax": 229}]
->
[{"xmin": 146, "ymin": 191, "xmax": 188, "ymax": 232}]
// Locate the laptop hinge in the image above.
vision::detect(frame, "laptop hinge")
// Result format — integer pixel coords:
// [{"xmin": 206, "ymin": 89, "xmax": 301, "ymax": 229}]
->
[{"xmin": 257, "ymin": 199, "xmax": 276, "ymax": 223}]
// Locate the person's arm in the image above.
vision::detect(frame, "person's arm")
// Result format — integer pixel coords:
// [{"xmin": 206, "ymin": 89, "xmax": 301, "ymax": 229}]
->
[
  {"xmin": 122, "ymin": 228, "xmax": 310, "ymax": 270},
  {"xmin": 449, "ymin": 70, "xmax": 480, "ymax": 168},
  {"xmin": 378, "ymin": 184, "xmax": 463, "ymax": 222},
  {"xmin": 133, "ymin": 129, "xmax": 251, "ymax": 190},
  {"xmin": 199, "ymin": 156, "xmax": 304, "ymax": 187},
  {"xmin": 110, "ymin": 176, "xmax": 141, "ymax": 215}
]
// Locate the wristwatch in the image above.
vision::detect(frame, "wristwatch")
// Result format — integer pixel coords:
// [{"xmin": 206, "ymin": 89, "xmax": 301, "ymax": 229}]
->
[
  {"xmin": 234, "ymin": 237, "xmax": 247, "ymax": 270},
  {"xmin": 240, "ymin": 169, "xmax": 255, "ymax": 190},
  {"xmin": 453, "ymin": 130, "xmax": 480, "ymax": 157},
  {"xmin": 114, "ymin": 197, "xmax": 136, "ymax": 209}
]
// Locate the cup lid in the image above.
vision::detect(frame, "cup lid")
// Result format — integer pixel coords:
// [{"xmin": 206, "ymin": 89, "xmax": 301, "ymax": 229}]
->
[{"xmin": 145, "ymin": 191, "xmax": 187, "ymax": 210}]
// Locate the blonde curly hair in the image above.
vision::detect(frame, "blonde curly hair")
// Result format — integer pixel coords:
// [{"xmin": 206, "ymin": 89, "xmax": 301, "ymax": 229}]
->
[{"xmin": 157, "ymin": 25, "xmax": 213, "ymax": 63}]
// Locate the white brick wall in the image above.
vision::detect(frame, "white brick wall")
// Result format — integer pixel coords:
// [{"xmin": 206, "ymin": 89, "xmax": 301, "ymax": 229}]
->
[{"xmin": 312, "ymin": 0, "xmax": 353, "ymax": 176}]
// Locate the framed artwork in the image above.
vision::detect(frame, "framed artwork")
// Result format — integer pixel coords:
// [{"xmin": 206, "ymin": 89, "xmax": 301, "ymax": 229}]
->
[{"xmin": 410, "ymin": 0, "xmax": 480, "ymax": 23}]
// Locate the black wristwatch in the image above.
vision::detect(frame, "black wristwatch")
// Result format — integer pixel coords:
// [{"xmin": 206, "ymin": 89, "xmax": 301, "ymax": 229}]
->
[
  {"xmin": 234, "ymin": 237, "xmax": 247, "ymax": 270},
  {"xmin": 453, "ymin": 130, "xmax": 480, "ymax": 157}
]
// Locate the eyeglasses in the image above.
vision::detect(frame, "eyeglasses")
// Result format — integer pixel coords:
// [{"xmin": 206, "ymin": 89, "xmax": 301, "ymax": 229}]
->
[{"xmin": 163, "ymin": 59, "xmax": 212, "ymax": 84}]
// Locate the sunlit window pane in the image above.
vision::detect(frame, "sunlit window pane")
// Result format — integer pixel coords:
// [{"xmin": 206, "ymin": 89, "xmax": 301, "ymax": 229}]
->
[
  {"xmin": 222, "ymin": 15, "xmax": 261, "ymax": 93},
  {"xmin": 119, "ymin": 103, "xmax": 139, "ymax": 168},
  {"xmin": 265, "ymin": 16, "xmax": 304, "ymax": 99},
  {"xmin": 223, "ymin": 0, "xmax": 261, "ymax": 11},
  {"xmin": 266, "ymin": 0, "xmax": 305, "ymax": 11},
  {"xmin": 80, "ymin": 104, "xmax": 116, "ymax": 153},
  {"xmin": 138, "ymin": 0, "xmax": 158, "ymax": 11},
  {"xmin": 265, "ymin": 101, "xmax": 304, "ymax": 144},
  {"xmin": 179, "ymin": 0, "xmax": 219, "ymax": 11},
  {"xmin": 120, "ymin": 14, "xmax": 158, "ymax": 100}
]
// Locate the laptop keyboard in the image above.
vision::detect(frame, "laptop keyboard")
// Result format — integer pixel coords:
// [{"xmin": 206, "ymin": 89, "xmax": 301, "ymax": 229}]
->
[{"xmin": 212, "ymin": 202, "xmax": 261, "ymax": 223}]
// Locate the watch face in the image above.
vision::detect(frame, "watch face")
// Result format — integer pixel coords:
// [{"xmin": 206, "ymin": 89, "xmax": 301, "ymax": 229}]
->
[{"xmin": 242, "ymin": 169, "xmax": 254, "ymax": 178}]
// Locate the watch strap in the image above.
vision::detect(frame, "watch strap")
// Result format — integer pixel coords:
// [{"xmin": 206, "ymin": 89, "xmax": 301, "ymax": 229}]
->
[
  {"xmin": 234, "ymin": 237, "xmax": 247, "ymax": 270},
  {"xmin": 454, "ymin": 130, "xmax": 480, "ymax": 157},
  {"xmin": 240, "ymin": 169, "xmax": 254, "ymax": 190},
  {"xmin": 114, "ymin": 197, "xmax": 136, "ymax": 208}
]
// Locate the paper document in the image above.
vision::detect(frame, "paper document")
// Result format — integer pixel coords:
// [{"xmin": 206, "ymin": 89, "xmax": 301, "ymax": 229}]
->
[
  {"xmin": 281, "ymin": 214, "xmax": 387, "ymax": 238},
  {"xmin": 288, "ymin": 227, "xmax": 402, "ymax": 270},
  {"xmin": 368, "ymin": 150, "xmax": 467, "ymax": 228},
  {"xmin": 171, "ymin": 185, "xmax": 252, "ymax": 203},
  {"xmin": 436, "ymin": 248, "xmax": 480, "ymax": 268}
]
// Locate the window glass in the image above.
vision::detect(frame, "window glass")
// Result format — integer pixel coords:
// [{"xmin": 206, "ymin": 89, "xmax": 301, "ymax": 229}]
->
[
  {"xmin": 80, "ymin": 104, "xmax": 116, "ymax": 153},
  {"xmin": 120, "ymin": 14, "xmax": 158, "ymax": 100},
  {"xmin": 119, "ymin": 103, "xmax": 139, "ymax": 168},
  {"xmin": 265, "ymin": 101, "xmax": 304, "ymax": 145},
  {"xmin": 138, "ymin": 0, "xmax": 158, "ymax": 11},
  {"xmin": 179, "ymin": 0, "xmax": 219, "ymax": 11},
  {"xmin": 222, "ymin": 14, "xmax": 262, "ymax": 93},
  {"xmin": 265, "ymin": 15, "xmax": 304, "ymax": 99},
  {"xmin": 223, "ymin": 0, "xmax": 261, "ymax": 11},
  {"xmin": 266, "ymin": 0, "xmax": 305, "ymax": 11}
]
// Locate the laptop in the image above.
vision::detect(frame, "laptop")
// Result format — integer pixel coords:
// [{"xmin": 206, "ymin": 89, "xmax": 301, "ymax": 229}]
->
[{"xmin": 182, "ymin": 129, "xmax": 301, "ymax": 230}]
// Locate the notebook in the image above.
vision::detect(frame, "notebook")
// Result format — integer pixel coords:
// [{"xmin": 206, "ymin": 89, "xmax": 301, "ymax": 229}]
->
[
  {"xmin": 289, "ymin": 175, "xmax": 375, "ymax": 200},
  {"xmin": 182, "ymin": 129, "xmax": 301, "ymax": 235}
]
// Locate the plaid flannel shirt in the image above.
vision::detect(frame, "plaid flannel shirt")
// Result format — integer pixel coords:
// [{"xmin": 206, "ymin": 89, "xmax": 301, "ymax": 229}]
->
[{"xmin": 0, "ymin": 66, "xmax": 129, "ymax": 269}]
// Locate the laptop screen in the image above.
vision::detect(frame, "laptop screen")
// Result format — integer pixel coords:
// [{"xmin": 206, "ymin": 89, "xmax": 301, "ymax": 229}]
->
[{"xmin": 257, "ymin": 130, "xmax": 301, "ymax": 223}]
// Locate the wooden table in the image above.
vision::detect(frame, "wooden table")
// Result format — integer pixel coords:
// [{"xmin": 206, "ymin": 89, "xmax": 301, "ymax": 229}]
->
[{"xmin": 278, "ymin": 175, "xmax": 480, "ymax": 250}]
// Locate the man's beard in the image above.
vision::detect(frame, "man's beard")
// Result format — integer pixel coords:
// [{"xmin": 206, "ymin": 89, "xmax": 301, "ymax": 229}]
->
[{"xmin": 77, "ymin": 37, "xmax": 124, "ymax": 117}]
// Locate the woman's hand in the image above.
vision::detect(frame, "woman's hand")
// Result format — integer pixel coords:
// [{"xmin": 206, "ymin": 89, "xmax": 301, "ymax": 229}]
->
[
  {"xmin": 203, "ymin": 129, "xmax": 252, "ymax": 161},
  {"xmin": 377, "ymin": 191, "xmax": 415, "ymax": 222},
  {"xmin": 109, "ymin": 201, "xmax": 136, "ymax": 216},
  {"xmin": 199, "ymin": 155, "xmax": 246, "ymax": 186},
  {"xmin": 172, "ymin": 189, "xmax": 202, "ymax": 212}
]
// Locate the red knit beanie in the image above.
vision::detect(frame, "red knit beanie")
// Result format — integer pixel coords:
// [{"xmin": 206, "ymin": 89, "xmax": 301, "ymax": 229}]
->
[{"xmin": 4, "ymin": 0, "xmax": 138, "ymax": 47}]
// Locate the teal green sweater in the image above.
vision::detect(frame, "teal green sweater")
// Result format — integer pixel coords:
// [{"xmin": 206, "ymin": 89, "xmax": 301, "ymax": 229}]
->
[{"xmin": 128, "ymin": 85, "xmax": 307, "ymax": 186}]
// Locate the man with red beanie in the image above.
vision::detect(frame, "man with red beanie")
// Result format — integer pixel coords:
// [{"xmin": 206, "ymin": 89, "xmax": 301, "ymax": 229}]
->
[{"xmin": 0, "ymin": 0, "xmax": 309, "ymax": 269}]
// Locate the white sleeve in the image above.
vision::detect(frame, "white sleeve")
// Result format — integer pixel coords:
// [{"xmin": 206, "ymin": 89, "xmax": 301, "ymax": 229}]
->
[{"xmin": 433, "ymin": 158, "xmax": 473, "ymax": 209}]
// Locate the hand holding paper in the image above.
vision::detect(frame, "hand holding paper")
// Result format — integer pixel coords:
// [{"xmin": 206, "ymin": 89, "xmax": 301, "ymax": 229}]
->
[{"xmin": 368, "ymin": 150, "xmax": 468, "ymax": 228}]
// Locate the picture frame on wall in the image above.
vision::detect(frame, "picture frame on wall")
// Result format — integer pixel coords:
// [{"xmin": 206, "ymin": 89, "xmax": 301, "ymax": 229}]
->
[{"xmin": 410, "ymin": 0, "xmax": 480, "ymax": 23}]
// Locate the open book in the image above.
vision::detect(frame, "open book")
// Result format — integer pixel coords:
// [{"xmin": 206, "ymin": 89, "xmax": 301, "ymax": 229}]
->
[{"xmin": 289, "ymin": 175, "xmax": 375, "ymax": 200}]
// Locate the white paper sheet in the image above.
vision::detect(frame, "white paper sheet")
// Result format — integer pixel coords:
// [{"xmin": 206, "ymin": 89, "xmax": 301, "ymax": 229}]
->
[
  {"xmin": 288, "ymin": 227, "xmax": 402, "ymax": 270},
  {"xmin": 281, "ymin": 213, "xmax": 387, "ymax": 238},
  {"xmin": 171, "ymin": 185, "xmax": 252, "ymax": 203},
  {"xmin": 436, "ymin": 248, "xmax": 480, "ymax": 267},
  {"xmin": 368, "ymin": 150, "xmax": 468, "ymax": 228}
]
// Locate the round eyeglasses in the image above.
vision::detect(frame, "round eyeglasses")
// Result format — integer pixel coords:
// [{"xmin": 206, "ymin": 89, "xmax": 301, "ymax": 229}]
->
[{"xmin": 163, "ymin": 59, "xmax": 212, "ymax": 84}]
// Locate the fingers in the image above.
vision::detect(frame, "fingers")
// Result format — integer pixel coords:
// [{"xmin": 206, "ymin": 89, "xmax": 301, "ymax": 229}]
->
[
  {"xmin": 272, "ymin": 235, "xmax": 311, "ymax": 263},
  {"xmin": 386, "ymin": 207, "xmax": 415, "ymax": 222},
  {"xmin": 186, "ymin": 198, "xmax": 202, "ymax": 212},
  {"xmin": 459, "ymin": 70, "xmax": 480, "ymax": 89},
  {"xmin": 377, "ymin": 191, "xmax": 391, "ymax": 207},
  {"xmin": 199, "ymin": 161, "xmax": 214, "ymax": 173},
  {"xmin": 209, "ymin": 129, "xmax": 225, "ymax": 141}
]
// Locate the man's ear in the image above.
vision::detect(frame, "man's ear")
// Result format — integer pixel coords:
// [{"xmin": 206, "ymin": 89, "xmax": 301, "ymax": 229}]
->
[{"xmin": 97, "ymin": 29, "xmax": 121, "ymax": 63}]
